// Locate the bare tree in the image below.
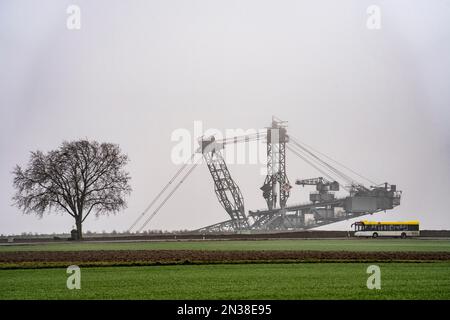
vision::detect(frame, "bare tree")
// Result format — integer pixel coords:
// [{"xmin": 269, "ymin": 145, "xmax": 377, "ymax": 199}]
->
[{"xmin": 12, "ymin": 140, "xmax": 132, "ymax": 239}]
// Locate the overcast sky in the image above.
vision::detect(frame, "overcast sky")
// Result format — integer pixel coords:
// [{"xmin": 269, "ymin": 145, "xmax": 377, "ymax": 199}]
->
[{"xmin": 1, "ymin": 0, "xmax": 449, "ymax": 235}]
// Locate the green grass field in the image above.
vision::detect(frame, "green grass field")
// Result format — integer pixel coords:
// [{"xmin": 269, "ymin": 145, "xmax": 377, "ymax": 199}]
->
[
  {"xmin": 1, "ymin": 239, "xmax": 449, "ymax": 252},
  {"xmin": 1, "ymin": 239, "xmax": 449, "ymax": 299},
  {"xmin": 1, "ymin": 262, "xmax": 449, "ymax": 299}
]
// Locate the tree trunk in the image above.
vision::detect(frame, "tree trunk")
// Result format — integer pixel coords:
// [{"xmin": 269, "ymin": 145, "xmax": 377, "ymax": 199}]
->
[{"xmin": 75, "ymin": 217, "xmax": 83, "ymax": 240}]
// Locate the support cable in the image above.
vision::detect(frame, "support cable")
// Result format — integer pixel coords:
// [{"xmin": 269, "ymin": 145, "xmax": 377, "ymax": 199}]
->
[
  {"xmin": 286, "ymin": 145, "xmax": 335, "ymax": 183},
  {"xmin": 137, "ymin": 156, "xmax": 201, "ymax": 233},
  {"xmin": 220, "ymin": 132, "xmax": 266, "ymax": 145},
  {"xmin": 128, "ymin": 153, "xmax": 196, "ymax": 232},
  {"xmin": 286, "ymin": 144, "xmax": 352, "ymax": 192},
  {"xmin": 289, "ymin": 135, "xmax": 379, "ymax": 186},
  {"xmin": 289, "ymin": 138, "xmax": 356, "ymax": 185}
]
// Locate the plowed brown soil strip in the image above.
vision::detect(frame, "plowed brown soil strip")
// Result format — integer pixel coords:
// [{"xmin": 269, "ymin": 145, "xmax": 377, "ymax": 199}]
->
[{"xmin": 1, "ymin": 250, "xmax": 449, "ymax": 265}]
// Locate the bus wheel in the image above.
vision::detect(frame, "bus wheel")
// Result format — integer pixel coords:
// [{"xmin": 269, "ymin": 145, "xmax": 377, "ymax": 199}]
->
[
  {"xmin": 401, "ymin": 233, "xmax": 407, "ymax": 239},
  {"xmin": 372, "ymin": 233, "xmax": 378, "ymax": 239}
]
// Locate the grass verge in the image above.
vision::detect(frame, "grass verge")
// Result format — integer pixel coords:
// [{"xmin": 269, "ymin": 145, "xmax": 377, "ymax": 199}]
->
[
  {"xmin": 1, "ymin": 239, "xmax": 450, "ymax": 252},
  {"xmin": 1, "ymin": 262, "xmax": 449, "ymax": 299}
]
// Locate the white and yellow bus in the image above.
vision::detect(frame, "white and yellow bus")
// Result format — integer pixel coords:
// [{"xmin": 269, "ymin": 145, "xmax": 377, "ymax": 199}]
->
[{"xmin": 352, "ymin": 221, "xmax": 420, "ymax": 239}]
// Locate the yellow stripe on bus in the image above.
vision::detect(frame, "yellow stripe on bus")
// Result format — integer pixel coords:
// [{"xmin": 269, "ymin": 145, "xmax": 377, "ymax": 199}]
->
[{"xmin": 361, "ymin": 221, "xmax": 419, "ymax": 225}]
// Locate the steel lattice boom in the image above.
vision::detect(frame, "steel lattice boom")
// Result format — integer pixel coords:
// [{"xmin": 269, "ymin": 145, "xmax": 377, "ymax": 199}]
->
[
  {"xmin": 200, "ymin": 136, "xmax": 249, "ymax": 230},
  {"xmin": 130, "ymin": 116, "xmax": 402, "ymax": 234}
]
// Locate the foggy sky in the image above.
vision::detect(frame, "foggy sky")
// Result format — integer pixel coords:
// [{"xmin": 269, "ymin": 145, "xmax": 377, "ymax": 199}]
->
[{"xmin": 1, "ymin": 0, "xmax": 449, "ymax": 235}]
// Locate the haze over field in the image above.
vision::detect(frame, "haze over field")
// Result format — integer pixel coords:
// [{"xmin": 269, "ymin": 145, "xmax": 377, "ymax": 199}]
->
[{"xmin": 1, "ymin": 0, "xmax": 449, "ymax": 235}]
